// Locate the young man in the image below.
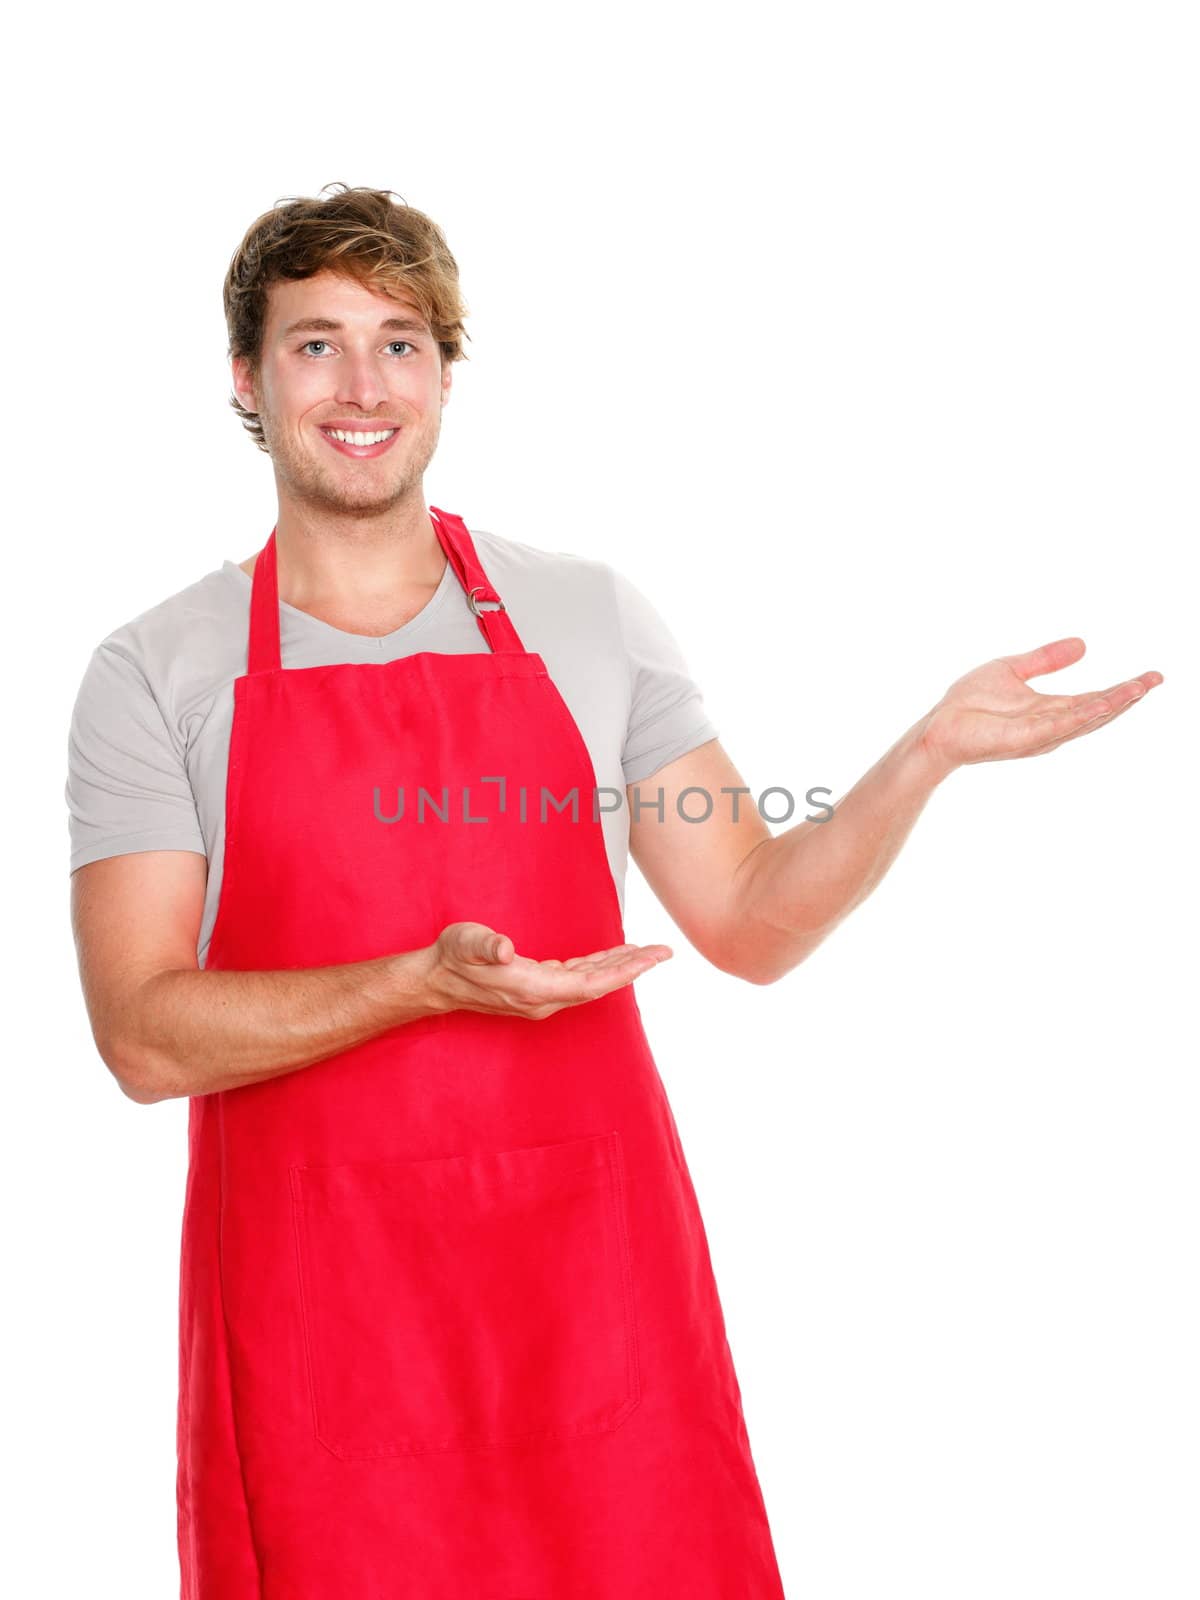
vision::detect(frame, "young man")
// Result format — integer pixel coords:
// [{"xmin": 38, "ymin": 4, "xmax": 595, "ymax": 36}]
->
[{"xmin": 66, "ymin": 184, "xmax": 1160, "ymax": 1597}]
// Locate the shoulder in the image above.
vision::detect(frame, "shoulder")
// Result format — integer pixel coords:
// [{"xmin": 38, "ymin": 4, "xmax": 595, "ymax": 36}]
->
[
  {"xmin": 91, "ymin": 563, "xmax": 245, "ymax": 672},
  {"xmin": 469, "ymin": 526, "xmax": 618, "ymax": 601},
  {"xmin": 466, "ymin": 524, "xmax": 690, "ymax": 668},
  {"xmin": 467, "ymin": 525, "xmax": 624, "ymax": 639},
  {"xmin": 74, "ymin": 562, "xmax": 248, "ymax": 738}
]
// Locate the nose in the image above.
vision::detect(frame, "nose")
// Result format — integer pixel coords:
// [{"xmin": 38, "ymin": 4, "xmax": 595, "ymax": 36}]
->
[{"xmin": 334, "ymin": 347, "xmax": 389, "ymax": 414}]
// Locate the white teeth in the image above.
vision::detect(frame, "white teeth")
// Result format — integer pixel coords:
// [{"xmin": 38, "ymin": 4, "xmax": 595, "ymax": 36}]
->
[{"xmin": 325, "ymin": 428, "xmax": 396, "ymax": 446}]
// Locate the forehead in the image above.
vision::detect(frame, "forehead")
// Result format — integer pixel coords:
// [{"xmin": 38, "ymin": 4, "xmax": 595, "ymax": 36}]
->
[{"xmin": 264, "ymin": 270, "xmax": 431, "ymax": 342}]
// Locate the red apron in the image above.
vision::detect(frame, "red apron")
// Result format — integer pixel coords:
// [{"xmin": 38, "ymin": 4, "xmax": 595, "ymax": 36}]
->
[{"xmin": 176, "ymin": 507, "xmax": 786, "ymax": 1598}]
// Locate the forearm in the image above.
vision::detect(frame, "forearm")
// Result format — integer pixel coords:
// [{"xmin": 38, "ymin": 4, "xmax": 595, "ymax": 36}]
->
[
  {"xmin": 116, "ymin": 946, "xmax": 443, "ymax": 1104},
  {"xmin": 730, "ymin": 714, "xmax": 954, "ymax": 983}
]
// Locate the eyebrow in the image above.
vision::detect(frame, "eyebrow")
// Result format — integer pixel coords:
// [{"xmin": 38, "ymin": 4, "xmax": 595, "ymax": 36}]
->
[{"xmin": 279, "ymin": 315, "xmax": 431, "ymax": 340}]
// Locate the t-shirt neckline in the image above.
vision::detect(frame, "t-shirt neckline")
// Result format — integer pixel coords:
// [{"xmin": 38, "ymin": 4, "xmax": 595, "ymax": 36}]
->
[{"xmin": 220, "ymin": 552, "xmax": 460, "ymax": 647}]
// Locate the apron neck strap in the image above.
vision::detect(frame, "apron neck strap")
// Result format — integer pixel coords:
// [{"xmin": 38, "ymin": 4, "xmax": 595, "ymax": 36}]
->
[
  {"xmin": 429, "ymin": 506, "xmax": 526, "ymax": 654},
  {"xmin": 246, "ymin": 506, "xmax": 525, "ymax": 674}
]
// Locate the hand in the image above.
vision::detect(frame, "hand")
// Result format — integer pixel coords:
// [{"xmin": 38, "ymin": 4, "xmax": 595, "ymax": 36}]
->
[
  {"xmin": 424, "ymin": 921, "xmax": 674, "ymax": 1022},
  {"xmin": 918, "ymin": 637, "xmax": 1162, "ymax": 777}
]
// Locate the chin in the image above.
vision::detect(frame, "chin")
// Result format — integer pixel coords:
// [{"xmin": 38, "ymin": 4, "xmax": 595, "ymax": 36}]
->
[{"xmin": 322, "ymin": 484, "xmax": 414, "ymax": 516}]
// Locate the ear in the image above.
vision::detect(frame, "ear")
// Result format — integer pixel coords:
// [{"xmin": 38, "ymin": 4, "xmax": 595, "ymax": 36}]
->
[
  {"xmin": 440, "ymin": 358, "xmax": 453, "ymax": 407},
  {"xmin": 231, "ymin": 355, "xmax": 260, "ymax": 415}
]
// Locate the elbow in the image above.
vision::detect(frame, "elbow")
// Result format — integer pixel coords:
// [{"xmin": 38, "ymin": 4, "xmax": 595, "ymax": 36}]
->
[
  {"xmin": 95, "ymin": 1031, "xmax": 178, "ymax": 1106},
  {"xmin": 121, "ymin": 1072, "xmax": 171, "ymax": 1107},
  {"xmin": 702, "ymin": 938, "xmax": 802, "ymax": 987},
  {"xmin": 702, "ymin": 920, "xmax": 822, "ymax": 986},
  {"xmin": 729, "ymin": 958, "xmax": 796, "ymax": 987},
  {"xmin": 702, "ymin": 867, "xmax": 821, "ymax": 984},
  {"xmin": 738, "ymin": 964, "xmax": 789, "ymax": 987}
]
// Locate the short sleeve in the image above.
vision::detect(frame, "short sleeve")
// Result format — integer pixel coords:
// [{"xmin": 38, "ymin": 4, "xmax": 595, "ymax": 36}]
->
[
  {"xmin": 609, "ymin": 565, "xmax": 720, "ymax": 786},
  {"xmin": 65, "ymin": 642, "xmax": 206, "ymax": 873}
]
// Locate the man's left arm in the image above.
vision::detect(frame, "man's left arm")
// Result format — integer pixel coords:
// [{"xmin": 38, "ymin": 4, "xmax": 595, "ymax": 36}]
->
[
  {"xmin": 629, "ymin": 638, "xmax": 1161, "ymax": 987},
  {"xmin": 628, "ymin": 721, "xmax": 945, "ymax": 986}
]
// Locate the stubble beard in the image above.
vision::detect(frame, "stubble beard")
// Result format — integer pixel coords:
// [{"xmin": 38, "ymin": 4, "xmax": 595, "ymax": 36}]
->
[{"xmin": 260, "ymin": 405, "xmax": 442, "ymax": 519}]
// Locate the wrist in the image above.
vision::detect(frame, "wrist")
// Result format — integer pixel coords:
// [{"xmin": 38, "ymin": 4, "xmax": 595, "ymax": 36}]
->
[
  {"xmin": 907, "ymin": 708, "xmax": 959, "ymax": 789},
  {"xmin": 387, "ymin": 944, "xmax": 452, "ymax": 1022}
]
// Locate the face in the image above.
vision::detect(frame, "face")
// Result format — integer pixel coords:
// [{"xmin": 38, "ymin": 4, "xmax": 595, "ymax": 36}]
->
[{"xmin": 231, "ymin": 269, "xmax": 451, "ymax": 516}]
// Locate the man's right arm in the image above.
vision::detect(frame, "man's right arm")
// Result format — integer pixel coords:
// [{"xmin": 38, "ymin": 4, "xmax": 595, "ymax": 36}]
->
[
  {"xmin": 71, "ymin": 850, "xmax": 446, "ymax": 1104},
  {"xmin": 71, "ymin": 850, "xmax": 673, "ymax": 1105}
]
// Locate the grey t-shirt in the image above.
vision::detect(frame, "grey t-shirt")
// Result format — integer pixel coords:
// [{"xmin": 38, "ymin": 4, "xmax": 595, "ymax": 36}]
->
[{"xmin": 65, "ymin": 526, "xmax": 719, "ymax": 967}]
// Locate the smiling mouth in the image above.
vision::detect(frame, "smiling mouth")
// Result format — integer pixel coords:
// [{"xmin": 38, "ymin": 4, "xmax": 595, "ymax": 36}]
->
[{"xmin": 319, "ymin": 426, "xmax": 400, "ymax": 459}]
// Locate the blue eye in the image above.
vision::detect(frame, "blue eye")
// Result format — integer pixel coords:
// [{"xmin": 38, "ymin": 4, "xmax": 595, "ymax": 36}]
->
[{"xmin": 299, "ymin": 339, "xmax": 414, "ymax": 358}]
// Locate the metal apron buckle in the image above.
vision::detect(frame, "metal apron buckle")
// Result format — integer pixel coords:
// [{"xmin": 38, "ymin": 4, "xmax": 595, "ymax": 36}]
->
[{"xmin": 468, "ymin": 586, "xmax": 507, "ymax": 616}]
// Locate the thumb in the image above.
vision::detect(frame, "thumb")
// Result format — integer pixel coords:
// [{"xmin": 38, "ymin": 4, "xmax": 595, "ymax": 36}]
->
[{"xmin": 467, "ymin": 925, "xmax": 512, "ymax": 964}]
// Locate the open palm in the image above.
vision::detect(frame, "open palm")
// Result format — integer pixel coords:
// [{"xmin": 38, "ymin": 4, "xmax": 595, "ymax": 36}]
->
[{"xmin": 920, "ymin": 636, "xmax": 1162, "ymax": 773}]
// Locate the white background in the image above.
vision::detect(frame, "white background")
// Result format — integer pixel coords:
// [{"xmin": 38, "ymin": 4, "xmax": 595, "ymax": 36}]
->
[{"xmin": 5, "ymin": 2, "xmax": 1194, "ymax": 1595}]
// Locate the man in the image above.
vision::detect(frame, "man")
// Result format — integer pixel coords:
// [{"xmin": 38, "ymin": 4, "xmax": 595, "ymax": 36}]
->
[{"xmin": 66, "ymin": 184, "xmax": 1160, "ymax": 1598}]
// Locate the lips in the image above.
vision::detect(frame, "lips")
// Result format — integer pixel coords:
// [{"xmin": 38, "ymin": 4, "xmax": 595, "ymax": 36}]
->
[{"xmin": 319, "ymin": 427, "xmax": 401, "ymax": 460}]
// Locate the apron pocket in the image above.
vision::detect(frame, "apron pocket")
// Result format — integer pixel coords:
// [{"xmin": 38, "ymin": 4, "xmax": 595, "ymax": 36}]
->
[{"xmin": 290, "ymin": 1129, "xmax": 641, "ymax": 1460}]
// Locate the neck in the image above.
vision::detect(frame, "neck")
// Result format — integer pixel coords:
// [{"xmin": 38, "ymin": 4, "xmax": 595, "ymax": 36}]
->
[{"xmin": 240, "ymin": 491, "xmax": 447, "ymax": 611}]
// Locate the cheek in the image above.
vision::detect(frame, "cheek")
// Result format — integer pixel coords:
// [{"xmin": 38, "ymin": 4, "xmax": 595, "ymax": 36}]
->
[
  {"xmin": 266, "ymin": 359, "xmax": 327, "ymax": 418},
  {"xmin": 393, "ymin": 364, "xmax": 443, "ymax": 413}
]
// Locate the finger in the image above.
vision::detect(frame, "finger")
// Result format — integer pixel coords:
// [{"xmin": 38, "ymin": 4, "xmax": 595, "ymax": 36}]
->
[
  {"xmin": 525, "ymin": 947, "xmax": 672, "ymax": 1006},
  {"xmin": 1073, "ymin": 682, "xmax": 1153, "ymax": 733},
  {"xmin": 1059, "ymin": 675, "xmax": 1152, "ymax": 713},
  {"xmin": 1023, "ymin": 680, "xmax": 1150, "ymax": 756},
  {"xmin": 580, "ymin": 945, "xmax": 673, "ymax": 980},
  {"xmin": 1071, "ymin": 677, "xmax": 1156, "ymax": 723},
  {"xmin": 1001, "ymin": 637, "xmax": 1087, "ymax": 683},
  {"xmin": 1036, "ymin": 697, "xmax": 1118, "ymax": 748},
  {"xmin": 565, "ymin": 945, "xmax": 673, "ymax": 975},
  {"xmin": 1121, "ymin": 670, "xmax": 1163, "ymax": 695},
  {"xmin": 560, "ymin": 943, "xmax": 640, "ymax": 969},
  {"xmin": 559, "ymin": 952, "xmax": 671, "ymax": 1001},
  {"xmin": 560, "ymin": 944, "xmax": 646, "ymax": 969}
]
